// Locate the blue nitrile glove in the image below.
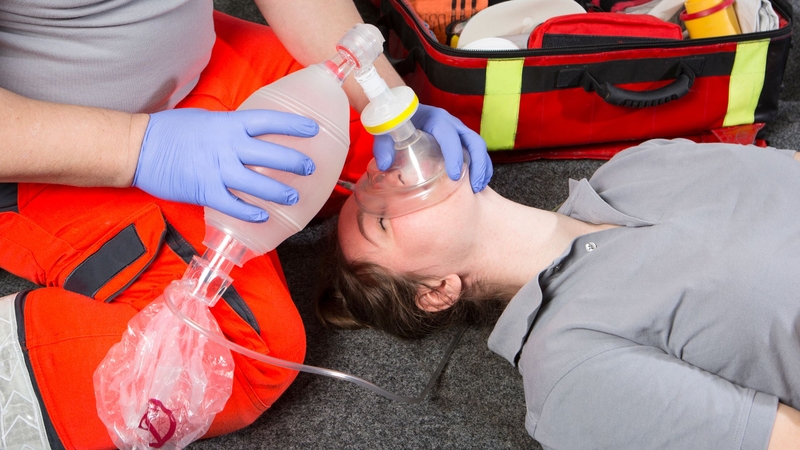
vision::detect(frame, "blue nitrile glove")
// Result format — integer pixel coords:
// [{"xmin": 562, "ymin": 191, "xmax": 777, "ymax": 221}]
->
[
  {"xmin": 373, "ymin": 104, "xmax": 493, "ymax": 193},
  {"xmin": 133, "ymin": 108, "xmax": 318, "ymax": 222}
]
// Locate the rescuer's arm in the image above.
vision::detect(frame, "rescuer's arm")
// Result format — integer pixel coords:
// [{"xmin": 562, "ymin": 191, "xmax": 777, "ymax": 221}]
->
[
  {"xmin": 254, "ymin": 0, "xmax": 404, "ymax": 112},
  {"xmin": 0, "ymin": 85, "xmax": 146, "ymax": 187}
]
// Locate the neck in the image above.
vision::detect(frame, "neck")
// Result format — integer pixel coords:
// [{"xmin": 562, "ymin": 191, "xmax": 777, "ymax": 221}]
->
[{"xmin": 468, "ymin": 188, "xmax": 614, "ymax": 293}]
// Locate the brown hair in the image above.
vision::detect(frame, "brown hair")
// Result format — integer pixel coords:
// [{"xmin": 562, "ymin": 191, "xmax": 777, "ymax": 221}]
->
[{"xmin": 316, "ymin": 223, "xmax": 511, "ymax": 340}]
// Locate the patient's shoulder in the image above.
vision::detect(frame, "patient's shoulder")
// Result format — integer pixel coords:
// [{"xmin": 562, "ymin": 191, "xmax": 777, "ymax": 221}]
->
[
  {"xmin": 608, "ymin": 139, "xmax": 796, "ymax": 175},
  {"xmin": 587, "ymin": 140, "xmax": 800, "ymax": 216}
]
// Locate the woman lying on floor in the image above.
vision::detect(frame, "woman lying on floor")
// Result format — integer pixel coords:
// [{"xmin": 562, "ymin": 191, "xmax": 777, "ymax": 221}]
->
[{"xmin": 319, "ymin": 138, "xmax": 800, "ymax": 450}]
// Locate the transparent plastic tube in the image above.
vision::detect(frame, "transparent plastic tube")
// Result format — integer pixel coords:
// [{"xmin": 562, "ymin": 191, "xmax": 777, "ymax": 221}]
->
[{"xmin": 163, "ymin": 282, "xmax": 464, "ymax": 405}]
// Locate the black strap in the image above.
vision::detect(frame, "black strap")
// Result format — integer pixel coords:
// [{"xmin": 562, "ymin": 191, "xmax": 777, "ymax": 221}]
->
[
  {"xmin": 57, "ymin": 218, "xmax": 260, "ymax": 333},
  {"xmin": 63, "ymin": 224, "xmax": 147, "ymax": 298},
  {"xmin": 754, "ymin": 33, "xmax": 793, "ymax": 124},
  {"xmin": 541, "ymin": 34, "xmax": 679, "ymax": 48},
  {"xmin": 163, "ymin": 222, "xmax": 261, "ymax": 334},
  {"xmin": 0, "ymin": 183, "xmax": 18, "ymax": 213},
  {"xmin": 14, "ymin": 290, "xmax": 67, "ymax": 450}
]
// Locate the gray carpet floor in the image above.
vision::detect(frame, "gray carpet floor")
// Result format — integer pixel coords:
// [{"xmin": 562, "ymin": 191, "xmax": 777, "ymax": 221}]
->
[{"xmin": 1, "ymin": 1, "xmax": 797, "ymax": 448}]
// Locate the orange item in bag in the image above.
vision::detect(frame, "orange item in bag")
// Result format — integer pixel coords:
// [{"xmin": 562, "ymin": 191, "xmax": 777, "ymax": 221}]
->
[{"xmin": 408, "ymin": 0, "xmax": 488, "ymax": 43}]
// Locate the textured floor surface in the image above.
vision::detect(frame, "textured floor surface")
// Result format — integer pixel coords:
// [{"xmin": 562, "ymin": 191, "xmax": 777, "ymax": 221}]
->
[{"xmin": 0, "ymin": 1, "xmax": 797, "ymax": 448}]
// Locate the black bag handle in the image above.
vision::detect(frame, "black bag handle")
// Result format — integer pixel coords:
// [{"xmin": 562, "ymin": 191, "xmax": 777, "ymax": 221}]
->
[{"xmin": 581, "ymin": 61, "xmax": 696, "ymax": 108}]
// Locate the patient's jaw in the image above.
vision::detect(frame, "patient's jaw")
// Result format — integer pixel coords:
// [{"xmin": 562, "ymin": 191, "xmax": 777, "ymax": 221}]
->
[{"xmin": 338, "ymin": 178, "xmax": 485, "ymax": 277}]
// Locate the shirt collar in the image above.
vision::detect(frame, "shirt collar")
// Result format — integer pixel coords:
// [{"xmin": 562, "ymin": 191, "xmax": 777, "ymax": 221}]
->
[
  {"xmin": 559, "ymin": 179, "xmax": 654, "ymax": 227},
  {"xmin": 487, "ymin": 178, "xmax": 654, "ymax": 366}
]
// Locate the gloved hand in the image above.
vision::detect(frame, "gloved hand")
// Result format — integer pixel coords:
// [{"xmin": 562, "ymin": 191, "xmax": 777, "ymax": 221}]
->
[
  {"xmin": 373, "ymin": 104, "xmax": 493, "ymax": 193},
  {"xmin": 133, "ymin": 108, "xmax": 318, "ymax": 222}
]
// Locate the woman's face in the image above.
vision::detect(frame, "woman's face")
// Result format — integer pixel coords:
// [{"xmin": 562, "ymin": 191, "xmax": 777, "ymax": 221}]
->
[{"xmin": 338, "ymin": 176, "xmax": 482, "ymax": 276}]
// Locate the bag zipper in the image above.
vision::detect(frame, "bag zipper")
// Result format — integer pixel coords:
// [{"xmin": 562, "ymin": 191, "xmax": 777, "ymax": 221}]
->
[{"xmin": 391, "ymin": 0, "xmax": 792, "ymax": 59}]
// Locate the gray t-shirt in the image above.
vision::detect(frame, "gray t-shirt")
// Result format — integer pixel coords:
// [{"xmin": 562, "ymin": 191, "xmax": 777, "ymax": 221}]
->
[
  {"xmin": 488, "ymin": 139, "xmax": 800, "ymax": 450},
  {"xmin": 0, "ymin": 0, "xmax": 215, "ymax": 113}
]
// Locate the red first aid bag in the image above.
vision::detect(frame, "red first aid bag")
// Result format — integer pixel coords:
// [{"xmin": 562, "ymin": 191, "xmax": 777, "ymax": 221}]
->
[{"xmin": 379, "ymin": 0, "xmax": 793, "ymax": 161}]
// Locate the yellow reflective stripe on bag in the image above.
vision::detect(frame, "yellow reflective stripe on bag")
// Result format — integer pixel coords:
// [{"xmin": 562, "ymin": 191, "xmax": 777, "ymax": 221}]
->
[
  {"xmin": 480, "ymin": 59, "xmax": 524, "ymax": 151},
  {"xmin": 723, "ymin": 39, "xmax": 770, "ymax": 127}
]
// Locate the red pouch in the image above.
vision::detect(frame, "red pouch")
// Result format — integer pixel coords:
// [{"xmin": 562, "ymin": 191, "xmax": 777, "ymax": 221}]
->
[
  {"xmin": 528, "ymin": 13, "xmax": 683, "ymax": 48},
  {"xmin": 590, "ymin": 0, "xmax": 654, "ymax": 13}
]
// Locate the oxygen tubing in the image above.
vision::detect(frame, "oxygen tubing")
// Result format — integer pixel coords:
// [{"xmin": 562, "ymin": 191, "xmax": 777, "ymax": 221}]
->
[{"xmin": 164, "ymin": 291, "xmax": 465, "ymax": 404}]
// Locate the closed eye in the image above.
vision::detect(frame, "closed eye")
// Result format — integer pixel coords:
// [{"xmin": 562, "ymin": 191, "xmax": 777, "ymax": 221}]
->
[{"xmin": 379, "ymin": 217, "xmax": 386, "ymax": 231}]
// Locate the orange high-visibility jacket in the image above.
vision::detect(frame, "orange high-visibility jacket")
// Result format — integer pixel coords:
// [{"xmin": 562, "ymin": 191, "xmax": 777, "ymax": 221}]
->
[{"xmin": 0, "ymin": 12, "xmax": 372, "ymax": 449}]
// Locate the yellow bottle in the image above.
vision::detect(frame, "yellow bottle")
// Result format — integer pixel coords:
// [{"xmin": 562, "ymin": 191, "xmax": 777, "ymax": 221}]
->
[{"xmin": 681, "ymin": 0, "xmax": 741, "ymax": 39}]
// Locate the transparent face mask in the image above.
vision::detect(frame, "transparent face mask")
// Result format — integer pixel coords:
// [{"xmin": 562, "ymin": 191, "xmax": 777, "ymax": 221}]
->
[{"xmin": 354, "ymin": 131, "xmax": 470, "ymax": 218}]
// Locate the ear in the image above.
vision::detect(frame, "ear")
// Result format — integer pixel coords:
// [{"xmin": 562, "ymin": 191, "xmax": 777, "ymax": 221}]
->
[{"xmin": 416, "ymin": 274, "xmax": 463, "ymax": 312}]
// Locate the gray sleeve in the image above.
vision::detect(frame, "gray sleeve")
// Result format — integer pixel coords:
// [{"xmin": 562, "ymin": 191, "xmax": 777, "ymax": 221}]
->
[
  {"xmin": 769, "ymin": 148, "xmax": 797, "ymax": 159},
  {"xmin": 529, "ymin": 345, "xmax": 778, "ymax": 450}
]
